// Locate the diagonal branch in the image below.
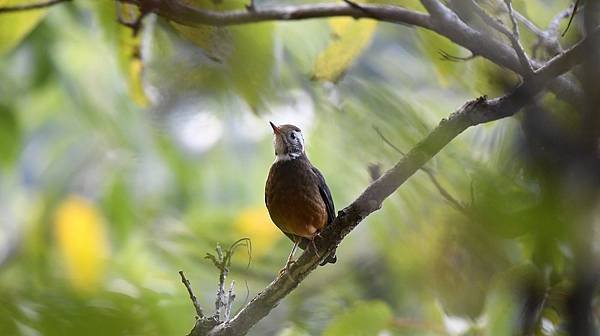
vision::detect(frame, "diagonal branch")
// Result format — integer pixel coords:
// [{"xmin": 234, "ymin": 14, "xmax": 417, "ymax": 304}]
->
[
  {"xmin": 190, "ymin": 24, "xmax": 600, "ymax": 336},
  {"xmin": 0, "ymin": 0, "xmax": 70, "ymax": 13}
]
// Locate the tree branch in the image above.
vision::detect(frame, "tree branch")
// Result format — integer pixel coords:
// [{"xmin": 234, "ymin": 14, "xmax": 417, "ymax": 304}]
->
[
  {"xmin": 466, "ymin": 0, "xmax": 533, "ymax": 75},
  {"xmin": 0, "ymin": 0, "xmax": 70, "ymax": 13},
  {"xmin": 180, "ymin": 270, "xmax": 206, "ymax": 319},
  {"xmin": 120, "ymin": 0, "xmax": 582, "ymax": 106},
  {"xmin": 516, "ymin": 3, "xmax": 576, "ymax": 58},
  {"xmin": 190, "ymin": 25, "xmax": 600, "ymax": 336},
  {"xmin": 6, "ymin": 0, "xmax": 579, "ymax": 108},
  {"xmin": 419, "ymin": 0, "xmax": 581, "ymax": 105},
  {"xmin": 503, "ymin": 0, "xmax": 534, "ymax": 75},
  {"xmin": 123, "ymin": 0, "xmax": 433, "ymax": 28}
]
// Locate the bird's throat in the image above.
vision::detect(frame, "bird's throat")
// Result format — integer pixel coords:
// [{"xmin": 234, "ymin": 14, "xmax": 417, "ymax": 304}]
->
[{"xmin": 274, "ymin": 152, "xmax": 302, "ymax": 162}]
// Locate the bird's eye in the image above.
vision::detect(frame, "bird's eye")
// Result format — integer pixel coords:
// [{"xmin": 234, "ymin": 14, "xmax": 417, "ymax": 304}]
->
[{"xmin": 290, "ymin": 133, "xmax": 296, "ymax": 140}]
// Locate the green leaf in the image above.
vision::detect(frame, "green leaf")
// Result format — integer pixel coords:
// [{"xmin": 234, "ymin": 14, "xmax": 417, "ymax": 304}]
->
[
  {"xmin": 0, "ymin": 104, "xmax": 21, "ymax": 168},
  {"xmin": 228, "ymin": 23, "xmax": 274, "ymax": 108},
  {"xmin": 323, "ymin": 301, "xmax": 392, "ymax": 336},
  {"xmin": 482, "ymin": 286, "xmax": 517, "ymax": 335},
  {"xmin": 102, "ymin": 176, "xmax": 135, "ymax": 245},
  {"xmin": 313, "ymin": 17, "xmax": 378, "ymax": 82},
  {"xmin": 0, "ymin": 0, "xmax": 49, "ymax": 55}
]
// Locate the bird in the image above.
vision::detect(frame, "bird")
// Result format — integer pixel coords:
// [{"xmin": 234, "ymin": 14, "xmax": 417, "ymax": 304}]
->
[{"xmin": 264, "ymin": 122, "xmax": 337, "ymax": 271}]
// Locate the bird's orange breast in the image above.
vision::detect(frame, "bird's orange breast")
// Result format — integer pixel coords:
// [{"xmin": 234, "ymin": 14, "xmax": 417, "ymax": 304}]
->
[{"xmin": 265, "ymin": 158, "xmax": 328, "ymax": 239}]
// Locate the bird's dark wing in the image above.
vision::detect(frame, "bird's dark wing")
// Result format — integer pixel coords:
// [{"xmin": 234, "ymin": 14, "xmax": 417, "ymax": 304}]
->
[
  {"xmin": 312, "ymin": 166, "xmax": 335, "ymax": 224},
  {"xmin": 312, "ymin": 166, "xmax": 337, "ymax": 265}
]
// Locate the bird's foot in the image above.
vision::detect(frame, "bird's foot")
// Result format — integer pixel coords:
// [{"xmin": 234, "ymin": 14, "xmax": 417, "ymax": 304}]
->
[
  {"xmin": 278, "ymin": 260, "xmax": 296, "ymax": 280},
  {"xmin": 309, "ymin": 239, "xmax": 321, "ymax": 259}
]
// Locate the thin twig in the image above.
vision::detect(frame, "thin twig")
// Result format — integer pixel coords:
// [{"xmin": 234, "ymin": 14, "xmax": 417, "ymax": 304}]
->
[
  {"xmin": 438, "ymin": 50, "xmax": 477, "ymax": 62},
  {"xmin": 549, "ymin": 3, "xmax": 575, "ymax": 35},
  {"xmin": 515, "ymin": 3, "xmax": 576, "ymax": 59},
  {"xmin": 513, "ymin": 10, "xmax": 548, "ymax": 55},
  {"xmin": 374, "ymin": 126, "xmax": 468, "ymax": 215},
  {"xmin": 562, "ymin": 0, "xmax": 581, "ymax": 37},
  {"xmin": 504, "ymin": 0, "xmax": 519, "ymax": 38},
  {"xmin": 215, "ymin": 244, "xmax": 228, "ymax": 319},
  {"xmin": 179, "ymin": 270, "xmax": 205, "ymax": 319},
  {"xmin": 467, "ymin": 0, "xmax": 533, "ymax": 75},
  {"xmin": 204, "ymin": 238, "xmax": 252, "ymax": 321},
  {"xmin": 0, "ymin": 0, "xmax": 70, "ymax": 13},
  {"xmin": 225, "ymin": 281, "xmax": 236, "ymax": 322},
  {"xmin": 504, "ymin": 0, "xmax": 533, "ymax": 75}
]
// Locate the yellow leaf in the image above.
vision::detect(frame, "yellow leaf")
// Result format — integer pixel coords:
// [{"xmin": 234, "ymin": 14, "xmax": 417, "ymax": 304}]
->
[
  {"xmin": 313, "ymin": 18, "xmax": 378, "ymax": 82},
  {"xmin": 234, "ymin": 207, "xmax": 280, "ymax": 258},
  {"xmin": 54, "ymin": 196, "xmax": 109, "ymax": 294},
  {"xmin": 0, "ymin": 0, "xmax": 48, "ymax": 55},
  {"xmin": 126, "ymin": 51, "xmax": 149, "ymax": 107},
  {"xmin": 117, "ymin": 3, "xmax": 149, "ymax": 107}
]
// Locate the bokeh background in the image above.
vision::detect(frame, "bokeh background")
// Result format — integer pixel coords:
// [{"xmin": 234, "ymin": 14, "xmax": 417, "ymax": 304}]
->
[{"xmin": 0, "ymin": 0, "xmax": 592, "ymax": 335}]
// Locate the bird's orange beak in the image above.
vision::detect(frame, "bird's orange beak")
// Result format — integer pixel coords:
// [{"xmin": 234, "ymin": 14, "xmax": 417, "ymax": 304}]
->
[{"xmin": 269, "ymin": 121, "xmax": 281, "ymax": 135}]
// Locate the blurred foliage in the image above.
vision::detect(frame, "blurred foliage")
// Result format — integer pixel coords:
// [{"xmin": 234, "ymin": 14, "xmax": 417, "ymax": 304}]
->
[
  {"xmin": 0, "ymin": 0, "xmax": 48, "ymax": 55},
  {"xmin": 172, "ymin": 0, "xmax": 275, "ymax": 108},
  {"xmin": 0, "ymin": 0, "xmax": 596, "ymax": 335},
  {"xmin": 322, "ymin": 301, "xmax": 392, "ymax": 336},
  {"xmin": 313, "ymin": 17, "xmax": 377, "ymax": 82}
]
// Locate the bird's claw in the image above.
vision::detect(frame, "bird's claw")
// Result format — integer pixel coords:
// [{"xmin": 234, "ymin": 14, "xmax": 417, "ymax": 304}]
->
[{"xmin": 278, "ymin": 260, "xmax": 296, "ymax": 279}]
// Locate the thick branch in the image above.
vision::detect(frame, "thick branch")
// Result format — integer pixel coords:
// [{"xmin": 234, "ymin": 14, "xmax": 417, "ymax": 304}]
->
[
  {"xmin": 191, "ymin": 25, "xmax": 599, "ymax": 336},
  {"xmin": 127, "ymin": 0, "xmax": 433, "ymax": 28},
  {"xmin": 0, "ymin": 0, "xmax": 70, "ymax": 12},
  {"xmin": 120, "ymin": 0, "xmax": 582, "ymax": 106}
]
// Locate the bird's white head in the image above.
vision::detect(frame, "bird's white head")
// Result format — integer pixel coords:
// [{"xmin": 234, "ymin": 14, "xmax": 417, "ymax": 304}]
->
[{"xmin": 270, "ymin": 122, "xmax": 305, "ymax": 161}]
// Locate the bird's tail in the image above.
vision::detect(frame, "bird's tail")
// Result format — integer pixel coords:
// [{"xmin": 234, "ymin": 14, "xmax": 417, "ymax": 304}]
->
[
  {"xmin": 299, "ymin": 237, "xmax": 337, "ymax": 266},
  {"xmin": 320, "ymin": 248, "xmax": 337, "ymax": 266}
]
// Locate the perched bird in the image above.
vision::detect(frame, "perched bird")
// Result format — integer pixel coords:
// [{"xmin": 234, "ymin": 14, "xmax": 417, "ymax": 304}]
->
[{"xmin": 265, "ymin": 122, "xmax": 337, "ymax": 270}]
